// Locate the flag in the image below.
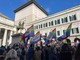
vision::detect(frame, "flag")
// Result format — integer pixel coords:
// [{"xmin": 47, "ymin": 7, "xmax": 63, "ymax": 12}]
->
[
  {"xmin": 52, "ymin": 28, "xmax": 56, "ymax": 38},
  {"xmin": 29, "ymin": 25, "xmax": 34, "ymax": 37},
  {"xmin": 20, "ymin": 34, "xmax": 25, "ymax": 42},
  {"xmin": 20, "ymin": 28, "xmax": 30, "ymax": 46},
  {"xmin": 31, "ymin": 31, "xmax": 41, "ymax": 44},
  {"xmin": 66, "ymin": 23, "xmax": 72, "ymax": 37},
  {"xmin": 44, "ymin": 38, "xmax": 50, "ymax": 44},
  {"xmin": 57, "ymin": 23, "xmax": 72, "ymax": 41},
  {"xmin": 24, "ymin": 28, "xmax": 30, "ymax": 38},
  {"xmin": 21, "ymin": 25, "xmax": 34, "ymax": 46},
  {"xmin": 43, "ymin": 33, "xmax": 50, "ymax": 44},
  {"xmin": 57, "ymin": 34, "xmax": 67, "ymax": 41},
  {"xmin": 48, "ymin": 28, "xmax": 56, "ymax": 41},
  {"xmin": 20, "ymin": 34, "xmax": 25, "ymax": 46}
]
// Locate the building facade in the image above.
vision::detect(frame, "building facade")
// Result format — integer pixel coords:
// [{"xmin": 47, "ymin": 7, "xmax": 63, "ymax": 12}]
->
[
  {"xmin": 14, "ymin": 0, "xmax": 80, "ymax": 43},
  {"xmin": 0, "ymin": 0, "xmax": 80, "ymax": 46},
  {"xmin": 0, "ymin": 13, "xmax": 15, "ymax": 46}
]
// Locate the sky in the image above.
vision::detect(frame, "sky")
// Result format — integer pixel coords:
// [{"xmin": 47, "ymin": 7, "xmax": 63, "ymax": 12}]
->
[{"xmin": 0, "ymin": 0, "xmax": 80, "ymax": 21}]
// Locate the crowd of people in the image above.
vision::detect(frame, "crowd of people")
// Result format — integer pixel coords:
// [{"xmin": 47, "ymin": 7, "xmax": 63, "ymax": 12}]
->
[{"xmin": 0, "ymin": 38, "xmax": 80, "ymax": 60}]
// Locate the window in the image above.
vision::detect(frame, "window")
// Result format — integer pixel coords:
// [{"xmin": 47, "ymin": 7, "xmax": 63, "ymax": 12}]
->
[
  {"xmin": 49, "ymin": 22, "xmax": 51, "ymax": 26},
  {"xmin": 36, "ymin": 26, "xmax": 38, "ymax": 29},
  {"xmin": 72, "ymin": 29, "xmax": 74, "ymax": 34},
  {"xmin": 57, "ymin": 19, "xmax": 60, "ymax": 24},
  {"xmin": 39, "ymin": 25, "xmax": 40, "ymax": 29},
  {"xmin": 55, "ymin": 20, "xmax": 57, "ymax": 25},
  {"xmin": 61, "ymin": 18, "xmax": 64, "ymax": 23},
  {"xmin": 43, "ymin": 24, "xmax": 45, "ymax": 28},
  {"xmin": 46, "ymin": 23, "xmax": 48, "ymax": 27},
  {"xmin": 57, "ymin": 31, "xmax": 60, "ymax": 36},
  {"xmin": 73, "ymin": 14, "xmax": 77, "ymax": 20},
  {"xmin": 35, "ymin": 26, "xmax": 38, "ymax": 29},
  {"xmin": 69, "ymin": 16, "xmax": 72, "ymax": 21},
  {"xmin": 51, "ymin": 21, "xmax": 53, "ymax": 25},
  {"xmin": 41, "ymin": 24, "xmax": 42, "ymax": 28},
  {"xmin": 63, "ymin": 30, "xmax": 66, "ymax": 34},
  {"xmin": 69, "ymin": 14, "xmax": 77, "ymax": 21},
  {"xmin": 65, "ymin": 17, "xmax": 68, "ymax": 22},
  {"xmin": 76, "ymin": 28, "xmax": 79, "ymax": 33}
]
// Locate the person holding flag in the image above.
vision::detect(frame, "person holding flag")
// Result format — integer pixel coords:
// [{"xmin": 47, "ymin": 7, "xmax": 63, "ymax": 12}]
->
[
  {"xmin": 57, "ymin": 23, "xmax": 72, "ymax": 41},
  {"xmin": 20, "ymin": 25, "xmax": 34, "ymax": 47},
  {"xmin": 43, "ymin": 28, "xmax": 56, "ymax": 45},
  {"xmin": 31, "ymin": 31, "xmax": 41, "ymax": 45}
]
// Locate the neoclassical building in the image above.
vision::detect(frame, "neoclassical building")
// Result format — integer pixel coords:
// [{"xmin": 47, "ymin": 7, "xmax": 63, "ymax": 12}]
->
[
  {"xmin": 0, "ymin": 0, "xmax": 80, "ymax": 46},
  {"xmin": 0, "ymin": 13, "xmax": 15, "ymax": 46},
  {"xmin": 14, "ymin": 0, "xmax": 80, "ymax": 43}
]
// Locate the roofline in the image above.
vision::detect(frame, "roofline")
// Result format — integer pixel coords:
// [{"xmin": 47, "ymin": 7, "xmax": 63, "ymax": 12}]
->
[
  {"xmin": 25, "ymin": 5, "xmax": 80, "ymax": 26},
  {"xmin": 0, "ymin": 13, "xmax": 14, "ymax": 21},
  {"xmin": 14, "ymin": 0, "xmax": 48, "ymax": 15}
]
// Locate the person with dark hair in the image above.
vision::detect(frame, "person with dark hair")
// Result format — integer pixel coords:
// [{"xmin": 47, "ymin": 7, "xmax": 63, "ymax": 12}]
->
[
  {"xmin": 41, "ymin": 46, "xmax": 48, "ymax": 60},
  {"xmin": 34, "ymin": 46, "xmax": 42, "ymax": 60},
  {"xmin": 0, "ymin": 46, "xmax": 6, "ymax": 60},
  {"xmin": 59, "ymin": 44, "xmax": 72, "ymax": 60},
  {"xmin": 74, "ymin": 43, "xmax": 80, "ymax": 60},
  {"xmin": 74, "ymin": 38, "xmax": 79, "ymax": 47},
  {"xmin": 49, "ymin": 47, "xmax": 59, "ymax": 60},
  {"xmin": 21, "ymin": 48, "xmax": 26, "ymax": 60},
  {"xmin": 66, "ymin": 39, "xmax": 71, "ymax": 45},
  {"xmin": 27, "ymin": 44, "xmax": 34, "ymax": 60}
]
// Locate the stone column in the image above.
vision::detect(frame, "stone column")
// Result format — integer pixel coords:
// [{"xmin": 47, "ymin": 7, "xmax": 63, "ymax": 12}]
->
[
  {"xmin": 2, "ymin": 29, "xmax": 7, "ymax": 46},
  {"xmin": 8, "ymin": 31, "xmax": 13, "ymax": 45}
]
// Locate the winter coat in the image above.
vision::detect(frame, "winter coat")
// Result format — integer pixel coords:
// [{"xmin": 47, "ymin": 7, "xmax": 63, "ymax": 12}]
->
[
  {"xmin": 34, "ymin": 50, "xmax": 42, "ymax": 60},
  {"xmin": 27, "ymin": 47, "xmax": 34, "ymax": 60},
  {"xmin": 59, "ymin": 51, "xmax": 72, "ymax": 60},
  {"xmin": 49, "ymin": 52, "xmax": 59, "ymax": 60},
  {"xmin": 5, "ymin": 49, "xmax": 19, "ymax": 60}
]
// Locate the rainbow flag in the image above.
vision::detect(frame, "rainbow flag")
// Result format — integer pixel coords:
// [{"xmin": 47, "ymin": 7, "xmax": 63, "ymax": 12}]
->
[
  {"xmin": 20, "ymin": 34, "xmax": 25, "ymax": 42},
  {"xmin": 43, "ymin": 33, "xmax": 50, "ymax": 44},
  {"xmin": 24, "ymin": 28, "xmax": 30, "ymax": 38},
  {"xmin": 44, "ymin": 38, "xmax": 50, "ymax": 44},
  {"xmin": 29, "ymin": 25, "xmax": 34, "ymax": 37},
  {"xmin": 20, "ymin": 28, "xmax": 30, "ymax": 46},
  {"xmin": 52, "ymin": 28, "xmax": 56, "ymax": 38},
  {"xmin": 48, "ymin": 28, "xmax": 56, "ymax": 41},
  {"xmin": 31, "ymin": 31, "xmax": 41, "ymax": 44},
  {"xmin": 57, "ymin": 23, "xmax": 72, "ymax": 41},
  {"xmin": 66, "ymin": 23, "xmax": 72, "ymax": 37},
  {"xmin": 20, "ymin": 34, "xmax": 25, "ymax": 46}
]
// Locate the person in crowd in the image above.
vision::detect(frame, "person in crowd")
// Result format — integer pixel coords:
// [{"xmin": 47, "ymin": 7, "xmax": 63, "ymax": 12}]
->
[
  {"xmin": 41, "ymin": 45, "xmax": 50, "ymax": 60},
  {"xmin": 21, "ymin": 47, "xmax": 26, "ymax": 60},
  {"xmin": 74, "ymin": 43, "xmax": 80, "ymax": 60},
  {"xmin": 5, "ymin": 48, "xmax": 19, "ymax": 60},
  {"xmin": 66, "ymin": 39, "xmax": 76, "ymax": 60},
  {"xmin": 16, "ymin": 47, "xmax": 22, "ymax": 60},
  {"xmin": 27, "ymin": 44, "xmax": 34, "ymax": 60},
  {"xmin": 66, "ymin": 39, "xmax": 71, "ymax": 45},
  {"xmin": 0, "ymin": 46, "xmax": 6, "ymax": 60},
  {"xmin": 74, "ymin": 38, "xmax": 80, "ymax": 47},
  {"xmin": 59, "ymin": 43, "xmax": 72, "ymax": 60},
  {"xmin": 6, "ymin": 46, "xmax": 10, "ymax": 53},
  {"xmin": 34, "ymin": 46, "xmax": 42, "ymax": 60},
  {"xmin": 49, "ymin": 47, "xmax": 59, "ymax": 60}
]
